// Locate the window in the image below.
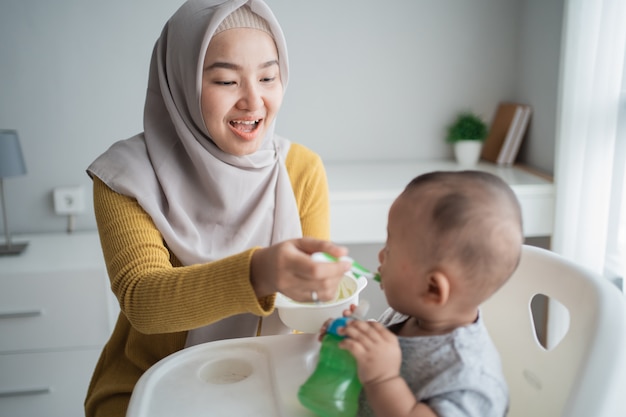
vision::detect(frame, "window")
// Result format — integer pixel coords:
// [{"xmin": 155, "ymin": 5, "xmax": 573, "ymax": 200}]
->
[{"xmin": 604, "ymin": 54, "xmax": 626, "ymax": 285}]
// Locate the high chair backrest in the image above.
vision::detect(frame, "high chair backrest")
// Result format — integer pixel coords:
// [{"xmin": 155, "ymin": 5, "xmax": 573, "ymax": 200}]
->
[{"xmin": 481, "ymin": 245, "xmax": 625, "ymax": 417}]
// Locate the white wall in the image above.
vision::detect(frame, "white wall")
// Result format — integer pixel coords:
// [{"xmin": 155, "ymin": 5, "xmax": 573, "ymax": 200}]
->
[
  {"xmin": 515, "ymin": 0, "xmax": 564, "ymax": 172},
  {"xmin": 270, "ymin": 0, "xmax": 520, "ymax": 162},
  {"xmin": 0, "ymin": 0, "xmax": 560, "ymax": 235},
  {"xmin": 0, "ymin": 0, "xmax": 182, "ymax": 234}
]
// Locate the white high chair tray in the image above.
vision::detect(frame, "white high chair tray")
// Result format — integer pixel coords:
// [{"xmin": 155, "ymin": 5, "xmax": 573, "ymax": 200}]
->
[{"xmin": 126, "ymin": 333, "xmax": 321, "ymax": 417}]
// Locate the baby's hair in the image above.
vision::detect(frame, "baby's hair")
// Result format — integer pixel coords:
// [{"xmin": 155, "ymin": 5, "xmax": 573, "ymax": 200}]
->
[{"xmin": 402, "ymin": 171, "xmax": 523, "ymax": 302}]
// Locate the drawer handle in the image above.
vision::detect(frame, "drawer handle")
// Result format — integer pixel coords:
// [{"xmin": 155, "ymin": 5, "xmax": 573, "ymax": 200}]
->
[
  {"xmin": 0, "ymin": 309, "xmax": 44, "ymax": 319},
  {"xmin": 0, "ymin": 386, "xmax": 51, "ymax": 397}
]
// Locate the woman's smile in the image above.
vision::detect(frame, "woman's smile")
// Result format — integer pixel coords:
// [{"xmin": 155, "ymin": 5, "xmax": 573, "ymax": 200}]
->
[{"xmin": 229, "ymin": 118, "xmax": 262, "ymax": 140}]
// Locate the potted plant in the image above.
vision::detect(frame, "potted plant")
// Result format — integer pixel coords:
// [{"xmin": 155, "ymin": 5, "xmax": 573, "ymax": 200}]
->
[{"xmin": 446, "ymin": 112, "xmax": 488, "ymax": 166}]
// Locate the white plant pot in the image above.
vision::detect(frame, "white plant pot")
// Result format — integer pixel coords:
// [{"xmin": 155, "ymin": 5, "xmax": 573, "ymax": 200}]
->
[{"xmin": 454, "ymin": 140, "xmax": 483, "ymax": 166}]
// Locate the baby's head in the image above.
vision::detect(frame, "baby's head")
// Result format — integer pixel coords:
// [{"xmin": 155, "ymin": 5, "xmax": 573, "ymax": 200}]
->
[{"xmin": 378, "ymin": 170, "xmax": 523, "ymax": 324}]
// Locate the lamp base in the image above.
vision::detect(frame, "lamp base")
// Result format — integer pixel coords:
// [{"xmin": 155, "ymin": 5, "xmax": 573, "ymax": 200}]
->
[{"xmin": 0, "ymin": 241, "xmax": 28, "ymax": 256}]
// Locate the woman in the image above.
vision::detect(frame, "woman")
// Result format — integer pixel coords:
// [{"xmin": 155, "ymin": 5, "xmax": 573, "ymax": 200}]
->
[{"xmin": 85, "ymin": 1, "xmax": 350, "ymax": 415}]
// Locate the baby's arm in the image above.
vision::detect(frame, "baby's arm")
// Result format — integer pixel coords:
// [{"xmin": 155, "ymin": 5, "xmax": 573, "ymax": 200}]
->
[{"xmin": 340, "ymin": 320, "xmax": 438, "ymax": 417}]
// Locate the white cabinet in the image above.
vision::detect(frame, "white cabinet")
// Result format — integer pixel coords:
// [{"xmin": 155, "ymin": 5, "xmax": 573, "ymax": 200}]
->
[
  {"xmin": 326, "ymin": 160, "xmax": 555, "ymax": 243},
  {"xmin": 0, "ymin": 232, "xmax": 114, "ymax": 417}
]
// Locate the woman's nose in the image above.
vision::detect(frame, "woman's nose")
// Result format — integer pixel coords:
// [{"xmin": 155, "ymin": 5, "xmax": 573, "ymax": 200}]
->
[{"xmin": 236, "ymin": 82, "xmax": 263, "ymax": 110}]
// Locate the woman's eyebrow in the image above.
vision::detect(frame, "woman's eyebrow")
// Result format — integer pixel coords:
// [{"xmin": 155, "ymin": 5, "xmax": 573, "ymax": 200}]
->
[
  {"xmin": 205, "ymin": 59, "xmax": 279, "ymax": 71},
  {"xmin": 205, "ymin": 62, "xmax": 238, "ymax": 71},
  {"xmin": 260, "ymin": 59, "xmax": 279, "ymax": 69}
]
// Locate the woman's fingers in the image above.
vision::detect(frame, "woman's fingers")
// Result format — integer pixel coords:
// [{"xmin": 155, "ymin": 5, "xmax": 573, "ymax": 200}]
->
[
  {"xmin": 295, "ymin": 237, "xmax": 349, "ymax": 259},
  {"xmin": 252, "ymin": 238, "xmax": 352, "ymax": 302}
]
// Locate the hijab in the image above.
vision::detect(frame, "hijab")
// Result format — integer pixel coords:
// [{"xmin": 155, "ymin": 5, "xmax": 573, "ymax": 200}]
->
[{"xmin": 87, "ymin": 0, "xmax": 301, "ymax": 345}]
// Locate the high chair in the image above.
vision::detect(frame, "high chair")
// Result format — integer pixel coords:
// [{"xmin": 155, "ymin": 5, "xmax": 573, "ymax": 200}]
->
[
  {"xmin": 481, "ymin": 245, "xmax": 626, "ymax": 417},
  {"xmin": 127, "ymin": 245, "xmax": 625, "ymax": 417}
]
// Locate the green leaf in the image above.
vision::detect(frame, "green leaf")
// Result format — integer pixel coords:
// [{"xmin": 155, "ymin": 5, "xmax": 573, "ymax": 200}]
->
[{"xmin": 445, "ymin": 112, "xmax": 488, "ymax": 143}]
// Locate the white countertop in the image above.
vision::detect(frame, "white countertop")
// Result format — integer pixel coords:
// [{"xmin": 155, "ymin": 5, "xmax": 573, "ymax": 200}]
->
[
  {"xmin": 0, "ymin": 232, "xmax": 103, "ymax": 274},
  {"xmin": 326, "ymin": 159, "xmax": 553, "ymax": 200}
]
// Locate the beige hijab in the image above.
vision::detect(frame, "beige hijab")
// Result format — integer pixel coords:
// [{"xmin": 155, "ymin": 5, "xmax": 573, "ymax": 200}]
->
[{"xmin": 87, "ymin": 0, "xmax": 301, "ymax": 345}]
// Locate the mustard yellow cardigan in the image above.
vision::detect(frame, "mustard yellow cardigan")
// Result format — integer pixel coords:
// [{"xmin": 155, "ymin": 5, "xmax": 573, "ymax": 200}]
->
[{"xmin": 85, "ymin": 143, "xmax": 330, "ymax": 417}]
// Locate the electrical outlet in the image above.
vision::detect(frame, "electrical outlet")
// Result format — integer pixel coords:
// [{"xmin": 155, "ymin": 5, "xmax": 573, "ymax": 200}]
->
[{"xmin": 53, "ymin": 186, "xmax": 85, "ymax": 215}]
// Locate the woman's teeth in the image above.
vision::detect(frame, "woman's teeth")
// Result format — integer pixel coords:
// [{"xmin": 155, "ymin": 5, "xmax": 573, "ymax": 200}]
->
[
  {"xmin": 231, "ymin": 120, "xmax": 259, "ymax": 130},
  {"xmin": 231, "ymin": 120, "xmax": 259, "ymax": 132}
]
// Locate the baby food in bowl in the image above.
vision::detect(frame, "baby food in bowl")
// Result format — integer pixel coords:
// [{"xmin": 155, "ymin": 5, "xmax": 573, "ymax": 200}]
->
[{"xmin": 274, "ymin": 273, "xmax": 367, "ymax": 333}]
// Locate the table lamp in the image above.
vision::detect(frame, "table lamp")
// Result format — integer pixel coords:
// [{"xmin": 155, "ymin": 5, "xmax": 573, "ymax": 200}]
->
[{"xmin": 0, "ymin": 129, "xmax": 28, "ymax": 255}]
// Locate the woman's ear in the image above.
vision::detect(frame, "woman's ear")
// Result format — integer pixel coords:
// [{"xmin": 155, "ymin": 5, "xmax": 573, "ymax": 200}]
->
[{"xmin": 424, "ymin": 271, "xmax": 450, "ymax": 306}]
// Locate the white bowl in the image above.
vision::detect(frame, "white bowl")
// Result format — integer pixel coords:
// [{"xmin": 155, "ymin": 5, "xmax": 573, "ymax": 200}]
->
[{"xmin": 274, "ymin": 274, "xmax": 368, "ymax": 333}]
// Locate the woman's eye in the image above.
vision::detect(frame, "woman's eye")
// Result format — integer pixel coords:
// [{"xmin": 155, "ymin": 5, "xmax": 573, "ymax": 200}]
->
[{"xmin": 215, "ymin": 80, "xmax": 235, "ymax": 86}]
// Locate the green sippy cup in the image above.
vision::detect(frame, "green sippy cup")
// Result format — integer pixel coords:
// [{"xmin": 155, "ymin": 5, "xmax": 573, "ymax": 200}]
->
[{"xmin": 298, "ymin": 302, "xmax": 369, "ymax": 417}]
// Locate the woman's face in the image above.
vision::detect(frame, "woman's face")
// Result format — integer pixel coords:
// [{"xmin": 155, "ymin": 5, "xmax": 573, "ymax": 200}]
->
[{"xmin": 201, "ymin": 28, "xmax": 283, "ymax": 156}]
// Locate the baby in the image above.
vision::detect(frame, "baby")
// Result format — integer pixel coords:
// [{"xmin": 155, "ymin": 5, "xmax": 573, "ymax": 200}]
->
[{"xmin": 339, "ymin": 170, "xmax": 523, "ymax": 417}]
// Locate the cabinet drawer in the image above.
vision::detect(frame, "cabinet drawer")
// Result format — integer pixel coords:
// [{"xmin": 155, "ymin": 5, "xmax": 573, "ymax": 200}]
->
[
  {"xmin": 0, "ymin": 349, "xmax": 100, "ymax": 417},
  {"xmin": 0, "ymin": 269, "xmax": 111, "ymax": 352}
]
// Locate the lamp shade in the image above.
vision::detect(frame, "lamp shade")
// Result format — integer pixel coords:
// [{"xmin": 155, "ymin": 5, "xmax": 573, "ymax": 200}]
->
[{"xmin": 0, "ymin": 130, "xmax": 27, "ymax": 178}]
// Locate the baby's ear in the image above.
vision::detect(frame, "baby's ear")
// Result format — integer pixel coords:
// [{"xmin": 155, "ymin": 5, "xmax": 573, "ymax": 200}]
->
[{"xmin": 424, "ymin": 271, "xmax": 450, "ymax": 306}]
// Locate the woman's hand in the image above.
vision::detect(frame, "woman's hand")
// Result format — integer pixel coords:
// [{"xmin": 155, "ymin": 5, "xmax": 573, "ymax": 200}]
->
[{"xmin": 250, "ymin": 237, "xmax": 351, "ymax": 302}]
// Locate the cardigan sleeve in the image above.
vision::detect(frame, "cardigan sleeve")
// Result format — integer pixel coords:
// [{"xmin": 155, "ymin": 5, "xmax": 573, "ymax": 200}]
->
[
  {"xmin": 92, "ymin": 176, "xmax": 274, "ymax": 334},
  {"xmin": 285, "ymin": 142, "xmax": 331, "ymax": 240}
]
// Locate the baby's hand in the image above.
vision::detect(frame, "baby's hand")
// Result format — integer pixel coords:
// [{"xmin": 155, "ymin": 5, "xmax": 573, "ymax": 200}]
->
[
  {"xmin": 318, "ymin": 303, "xmax": 358, "ymax": 341},
  {"xmin": 341, "ymin": 303, "xmax": 358, "ymax": 318},
  {"xmin": 317, "ymin": 318, "xmax": 333, "ymax": 341},
  {"xmin": 314, "ymin": 303, "xmax": 357, "ymax": 341},
  {"xmin": 339, "ymin": 320, "xmax": 401, "ymax": 385}
]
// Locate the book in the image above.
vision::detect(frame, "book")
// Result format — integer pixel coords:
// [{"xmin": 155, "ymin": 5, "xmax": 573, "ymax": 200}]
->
[
  {"xmin": 496, "ymin": 106, "xmax": 524, "ymax": 164},
  {"xmin": 499, "ymin": 105, "xmax": 531, "ymax": 165},
  {"xmin": 481, "ymin": 102, "xmax": 531, "ymax": 165}
]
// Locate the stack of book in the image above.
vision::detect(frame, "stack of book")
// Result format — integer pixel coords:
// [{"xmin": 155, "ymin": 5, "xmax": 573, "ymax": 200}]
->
[{"xmin": 480, "ymin": 102, "xmax": 532, "ymax": 165}]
